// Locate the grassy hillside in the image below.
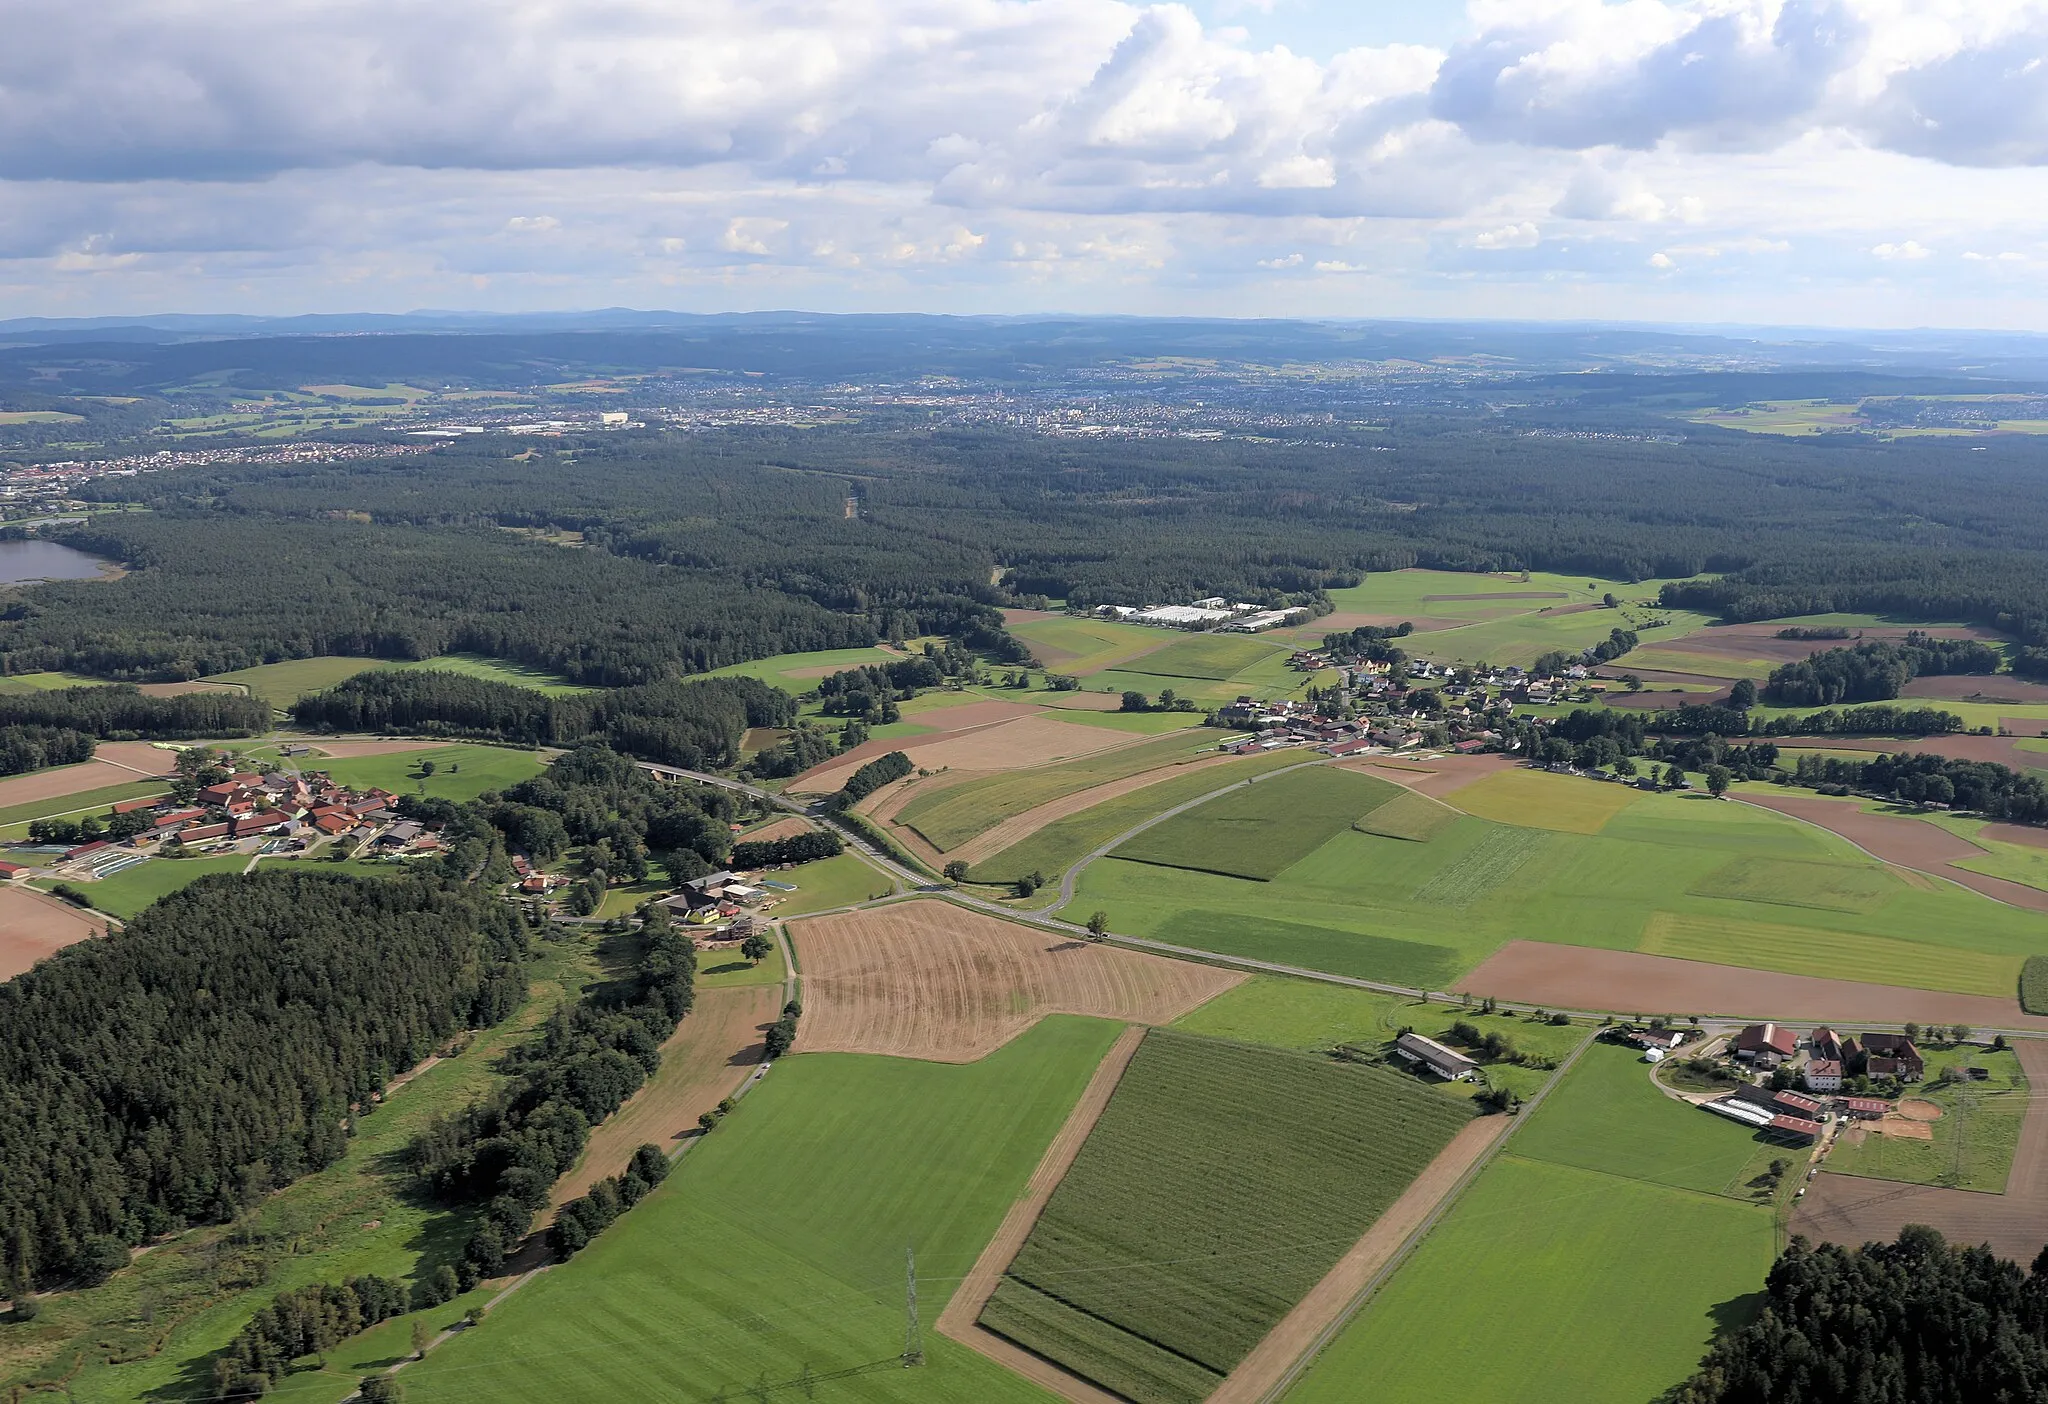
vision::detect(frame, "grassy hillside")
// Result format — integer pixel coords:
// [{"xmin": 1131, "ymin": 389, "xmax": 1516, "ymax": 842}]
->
[
  {"xmin": 1075, "ymin": 770, "xmax": 2044, "ymax": 992},
  {"xmin": 398, "ymin": 1016, "xmax": 1121, "ymax": 1404},
  {"xmin": 984, "ymin": 1029, "xmax": 1471, "ymax": 1404},
  {"xmin": 1283, "ymin": 1041, "xmax": 1777, "ymax": 1404},
  {"xmin": 1112, "ymin": 765, "xmax": 1399, "ymax": 880}
]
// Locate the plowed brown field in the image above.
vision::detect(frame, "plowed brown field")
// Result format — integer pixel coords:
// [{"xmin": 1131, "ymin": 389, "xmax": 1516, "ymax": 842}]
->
[
  {"xmin": 1336, "ymin": 752, "xmax": 1514, "ymax": 798},
  {"xmin": 544, "ymin": 983, "xmax": 780, "ymax": 1215},
  {"xmin": 1459, "ymin": 941, "xmax": 2048, "ymax": 1029},
  {"xmin": 739, "ymin": 816, "xmax": 814, "ymax": 845},
  {"xmin": 0, "ymin": 886, "xmax": 108, "ymax": 980},
  {"xmin": 792, "ymin": 716, "xmax": 1135, "ymax": 794},
  {"xmin": 1903, "ymin": 674, "xmax": 2048, "ymax": 704},
  {"xmin": 0, "ymin": 754, "xmax": 171, "ymax": 809},
  {"xmin": 1793, "ymin": 1040, "xmax": 2048, "ymax": 1262},
  {"xmin": 1735, "ymin": 791, "xmax": 2048, "ymax": 913},
  {"xmin": 790, "ymin": 900, "xmax": 1244, "ymax": 1061}
]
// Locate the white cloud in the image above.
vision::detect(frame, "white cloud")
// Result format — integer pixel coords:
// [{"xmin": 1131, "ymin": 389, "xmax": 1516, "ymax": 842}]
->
[
  {"xmin": 1648, "ymin": 251, "xmax": 1676, "ymax": 268},
  {"xmin": 1472, "ymin": 220, "xmax": 1539, "ymax": 249},
  {"xmin": 2, "ymin": 0, "xmax": 2048, "ymax": 318}
]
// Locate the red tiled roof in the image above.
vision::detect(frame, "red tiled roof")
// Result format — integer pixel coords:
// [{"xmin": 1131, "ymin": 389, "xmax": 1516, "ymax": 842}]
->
[{"xmin": 1770, "ymin": 1114, "xmax": 1822, "ymax": 1138}]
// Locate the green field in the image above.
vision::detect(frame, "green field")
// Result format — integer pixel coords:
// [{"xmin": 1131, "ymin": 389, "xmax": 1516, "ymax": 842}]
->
[
  {"xmin": 313, "ymin": 743, "xmax": 547, "ymax": 801},
  {"xmin": 0, "ymin": 777, "xmax": 168, "ymax": 830},
  {"xmin": 1952, "ymin": 833, "xmax": 2048, "ymax": 893},
  {"xmin": 399, "ymin": 1016, "xmax": 1122, "ymax": 1404},
  {"xmin": 1007, "ymin": 615, "xmax": 1180, "ymax": 676},
  {"xmin": 697, "ymin": 941, "xmax": 789, "ymax": 989},
  {"xmin": 1449, "ymin": 767, "xmax": 1644, "ymax": 834},
  {"xmin": 57, "ymin": 854, "xmax": 250, "ymax": 918},
  {"xmin": 0, "ymin": 670, "xmax": 118, "ymax": 693},
  {"xmin": 987, "ymin": 1030, "xmax": 1471, "ymax": 1404},
  {"xmin": 1171, "ymin": 975, "xmax": 1585, "ymax": 1100},
  {"xmin": 1283, "ymin": 1040, "xmax": 1779, "ymax": 1404},
  {"xmin": 397, "ymin": 653, "xmax": 594, "ymax": 696},
  {"xmin": 702, "ymin": 646, "xmax": 915, "ymax": 694},
  {"xmin": 1353, "ymin": 788, "xmax": 1460, "ymax": 842},
  {"xmin": 1823, "ymin": 1043, "xmax": 2028, "ymax": 1192},
  {"xmin": 764, "ymin": 851, "xmax": 894, "ymax": 916},
  {"xmin": 204, "ymin": 656, "xmax": 396, "ymax": 706},
  {"xmin": 1302, "ymin": 569, "xmax": 1716, "ymax": 668},
  {"xmin": 898, "ymin": 730, "xmax": 1228, "ymax": 852},
  {"xmin": 1113, "ymin": 633, "xmax": 1288, "ymax": 682},
  {"xmin": 1112, "ymin": 765, "xmax": 1399, "ymax": 880},
  {"xmin": 1073, "ymin": 768, "xmax": 2047, "ymax": 992},
  {"xmin": 967, "ymin": 749, "xmax": 1306, "ymax": 883},
  {"xmin": 3, "ymin": 942, "xmax": 597, "ymax": 1402}
]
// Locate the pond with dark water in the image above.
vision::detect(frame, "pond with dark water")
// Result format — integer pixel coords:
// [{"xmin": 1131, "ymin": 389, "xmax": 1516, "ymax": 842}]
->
[{"xmin": 0, "ymin": 539, "xmax": 114, "ymax": 584}]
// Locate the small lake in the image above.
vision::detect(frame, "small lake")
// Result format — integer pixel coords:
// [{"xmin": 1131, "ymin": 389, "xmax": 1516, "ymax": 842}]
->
[{"xmin": 0, "ymin": 538, "xmax": 114, "ymax": 584}]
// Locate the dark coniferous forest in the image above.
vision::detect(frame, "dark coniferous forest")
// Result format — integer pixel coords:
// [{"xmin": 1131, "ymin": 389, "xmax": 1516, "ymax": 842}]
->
[{"xmin": 0, "ymin": 871, "xmax": 529, "ymax": 1291}]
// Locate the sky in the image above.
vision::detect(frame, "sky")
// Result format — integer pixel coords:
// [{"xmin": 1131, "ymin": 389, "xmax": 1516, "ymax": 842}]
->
[{"xmin": 5, "ymin": 0, "xmax": 2048, "ymax": 327}]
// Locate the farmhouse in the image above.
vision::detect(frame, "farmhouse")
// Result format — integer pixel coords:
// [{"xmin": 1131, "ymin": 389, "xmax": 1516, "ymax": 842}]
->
[
  {"xmin": 1393, "ymin": 1032, "xmax": 1480, "ymax": 1081},
  {"xmin": 1810, "ymin": 1027, "xmax": 1845, "ymax": 1062},
  {"xmin": 1803, "ymin": 1059, "xmax": 1843, "ymax": 1093},
  {"xmin": 1731, "ymin": 1023, "xmax": 1798, "ymax": 1064},
  {"xmin": 1859, "ymin": 1033, "xmax": 1925, "ymax": 1081}
]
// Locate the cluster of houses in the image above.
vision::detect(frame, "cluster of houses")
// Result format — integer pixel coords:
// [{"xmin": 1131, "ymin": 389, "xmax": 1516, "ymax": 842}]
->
[
  {"xmin": 1701, "ymin": 1023, "xmax": 1932, "ymax": 1145},
  {"xmin": 654, "ymin": 870, "xmax": 786, "ymax": 928},
  {"xmin": 1214, "ymin": 694, "xmax": 1499, "ymax": 757},
  {"xmin": 1093, "ymin": 598, "xmax": 1309, "ymax": 633},
  {"xmin": 55, "ymin": 769, "xmax": 435, "ymax": 877}
]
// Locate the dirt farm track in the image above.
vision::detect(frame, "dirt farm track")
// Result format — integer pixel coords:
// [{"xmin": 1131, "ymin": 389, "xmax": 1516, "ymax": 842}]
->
[
  {"xmin": 789, "ymin": 901, "xmax": 1244, "ymax": 1062},
  {"xmin": 1793, "ymin": 1040, "xmax": 2048, "ymax": 1263}
]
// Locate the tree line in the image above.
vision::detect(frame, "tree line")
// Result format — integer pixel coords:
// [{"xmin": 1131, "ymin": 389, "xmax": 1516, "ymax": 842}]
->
[
  {"xmin": 0, "ymin": 723, "xmax": 93, "ymax": 776},
  {"xmin": 1761, "ymin": 635, "xmax": 2005, "ymax": 706},
  {"xmin": 0, "ymin": 684, "xmax": 272, "ymax": 738},
  {"xmin": 292, "ymin": 670, "xmax": 795, "ymax": 771},
  {"xmin": 407, "ymin": 905, "xmax": 695, "ymax": 1288},
  {"xmin": 1669, "ymin": 1226, "xmax": 2048, "ymax": 1404},
  {"xmin": 730, "ymin": 829, "xmax": 843, "ymax": 869},
  {"xmin": 829, "ymin": 751, "xmax": 912, "ymax": 810},
  {"xmin": 212, "ymin": 1274, "xmax": 412, "ymax": 1400},
  {"xmin": 1791, "ymin": 751, "xmax": 2048, "ymax": 821},
  {"xmin": 0, "ymin": 870, "xmax": 529, "ymax": 1292}
]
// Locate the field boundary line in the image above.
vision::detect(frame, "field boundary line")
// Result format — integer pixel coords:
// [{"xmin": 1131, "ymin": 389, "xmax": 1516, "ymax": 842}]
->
[
  {"xmin": 935, "ymin": 1024, "xmax": 1145, "ymax": 1404},
  {"xmin": 1247, "ymin": 1028, "xmax": 1599, "ymax": 1404}
]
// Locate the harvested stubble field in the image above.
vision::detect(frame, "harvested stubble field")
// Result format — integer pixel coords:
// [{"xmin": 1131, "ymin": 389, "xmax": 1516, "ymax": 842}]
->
[
  {"xmin": 0, "ymin": 886, "xmax": 108, "ymax": 980},
  {"xmin": 739, "ymin": 815, "xmax": 814, "ymax": 844},
  {"xmin": 1635, "ymin": 910, "xmax": 2020, "ymax": 998},
  {"xmin": 897, "ymin": 729, "xmax": 1228, "ymax": 851},
  {"xmin": 1336, "ymin": 751, "xmax": 1513, "ymax": 797},
  {"xmin": 982, "ymin": 1029, "xmax": 1472, "ymax": 1404},
  {"xmin": 789, "ymin": 901, "xmax": 1243, "ymax": 1061},
  {"xmin": 792, "ymin": 714, "xmax": 1133, "ymax": 795},
  {"xmin": 0, "ymin": 752, "xmax": 173, "ymax": 811},
  {"xmin": 1112, "ymin": 765, "xmax": 1399, "ymax": 880}
]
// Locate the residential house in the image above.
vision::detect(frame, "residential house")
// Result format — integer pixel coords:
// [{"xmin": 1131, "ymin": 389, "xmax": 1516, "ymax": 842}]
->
[{"xmin": 1804, "ymin": 1059, "xmax": 1844, "ymax": 1093}]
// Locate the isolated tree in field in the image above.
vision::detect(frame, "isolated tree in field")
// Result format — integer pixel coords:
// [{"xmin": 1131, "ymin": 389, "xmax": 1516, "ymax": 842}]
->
[
  {"xmin": 411, "ymin": 1319, "xmax": 430, "ymax": 1360},
  {"xmin": 1705, "ymin": 765, "xmax": 1731, "ymax": 798},
  {"xmin": 1729, "ymin": 678, "xmax": 1758, "ymax": 709},
  {"xmin": 1120, "ymin": 690, "xmax": 1150, "ymax": 713},
  {"xmin": 359, "ymin": 1375, "xmax": 402, "ymax": 1403},
  {"xmin": 943, "ymin": 860, "xmax": 969, "ymax": 882},
  {"xmin": 740, "ymin": 931, "xmax": 772, "ymax": 963},
  {"xmin": 418, "ymin": 760, "xmax": 437, "ymax": 777},
  {"xmin": 1086, "ymin": 911, "xmax": 1109, "ymax": 940}
]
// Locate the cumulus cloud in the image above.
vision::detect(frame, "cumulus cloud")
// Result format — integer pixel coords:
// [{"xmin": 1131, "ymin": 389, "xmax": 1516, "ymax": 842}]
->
[{"xmin": 1, "ymin": 0, "xmax": 2048, "ymax": 317}]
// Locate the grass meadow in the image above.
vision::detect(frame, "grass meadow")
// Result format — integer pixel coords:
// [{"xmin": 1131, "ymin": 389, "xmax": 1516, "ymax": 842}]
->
[
  {"xmin": 398, "ymin": 1017, "xmax": 1123, "ymax": 1404},
  {"xmin": 1111, "ymin": 633, "xmax": 1288, "ymax": 681},
  {"xmin": 1111, "ymin": 766, "xmax": 1399, "ymax": 880},
  {"xmin": 5, "ymin": 943, "xmax": 599, "ymax": 1403},
  {"xmin": 1074, "ymin": 768, "xmax": 2044, "ymax": 992},
  {"xmin": 57, "ymin": 854, "xmax": 251, "ymax": 918},
  {"xmin": 763, "ymin": 851, "xmax": 896, "ymax": 916},
  {"xmin": 987, "ymin": 1030, "xmax": 1471, "ymax": 1404},
  {"xmin": 1007, "ymin": 615, "xmax": 1180, "ymax": 676},
  {"xmin": 1283, "ymin": 1040, "xmax": 1779, "ymax": 1404},
  {"xmin": 1822, "ymin": 1043, "xmax": 2028, "ymax": 1192},
  {"xmin": 395, "ymin": 653, "xmax": 593, "ymax": 695},
  {"xmin": 204, "ymin": 656, "xmax": 396, "ymax": 706},
  {"xmin": 1353, "ymin": 789, "xmax": 1459, "ymax": 842},
  {"xmin": 1448, "ymin": 768, "xmax": 1644, "ymax": 834},
  {"xmin": 897, "ymin": 730, "xmax": 1227, "ymax": 851},
  {"xmin": 967, "ymin": 749, "xmax": 1306, "ymax": 883},
  {"xmin": 0, "ymin": 778, "xmax": 168, "ymax": 833},
  {"xmin": 315, "ymin": 743, "xmax": 547, "ymax": 802},
  {"xmin": 700, "ymin": 645, "xmax": 911, "ymax": 693}
]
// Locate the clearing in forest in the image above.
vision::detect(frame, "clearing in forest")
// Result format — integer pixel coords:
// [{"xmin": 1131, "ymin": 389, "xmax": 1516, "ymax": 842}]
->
[
  {"xmin": 789, "ymin": 900, "xmax": 1243, "ymax": 1062},
  {"xmin": 1112, "ymin": 765, "xmax": 1398, "ymax": 880},
  {"xmin": 979, "ymin": 1029, "xmax": 1472, "ymax": 1404}
]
